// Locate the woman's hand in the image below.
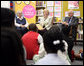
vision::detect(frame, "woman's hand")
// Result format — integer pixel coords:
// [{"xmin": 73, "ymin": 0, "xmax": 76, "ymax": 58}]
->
[{"xmin": 20, "ymin": 25, "xmax": 25, "ymax": 28}]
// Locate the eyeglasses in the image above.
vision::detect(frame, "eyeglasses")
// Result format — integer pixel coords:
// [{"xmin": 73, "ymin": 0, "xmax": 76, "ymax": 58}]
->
[{"xmin": 16, "ymin": 1, "xmax": 30, "ymax": 5}]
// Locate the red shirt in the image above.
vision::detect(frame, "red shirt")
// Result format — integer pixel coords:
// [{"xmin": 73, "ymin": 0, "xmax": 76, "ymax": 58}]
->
[{"xmin": 22, "ymin": 31, "xmax": 39, "ymax": 60}]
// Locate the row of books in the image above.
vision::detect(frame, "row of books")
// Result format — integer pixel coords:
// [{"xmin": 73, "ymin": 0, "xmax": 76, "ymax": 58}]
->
[
  {"xmin": 36, "ymin": 1, "xmax": 61, "ymax": 6},
  {"xmin": 77, "ymin": 22, "xmax": 83, "ymax": 40},
  {"xmin": 76, "ymin": 33, "xmax": 83, "ymax": 40},
  {"xmin": 36, "ymin": 1, "xmax": 44, "ymax": 6}
]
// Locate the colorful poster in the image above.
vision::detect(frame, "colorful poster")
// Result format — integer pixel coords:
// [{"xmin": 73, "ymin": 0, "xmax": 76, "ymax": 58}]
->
[
  {"xmin": 49, "ymin": 12, "xmax": 53, "ymax": 17},
  {"xmin": 68, "ymin": 1, "xmax": 79, "ymax": 9},
  {"xmin": 74, "ymin": 11, "xmax": 80, "ymax": 16},
  {"xmin": 54, "ymin": 7, "xmax": 61, "ymax": 12},
  {"xmin": 15, "ymin": 1, "xmax": 36, "ymax": 24},
  {"xmin": 47, "ymin": 1, "xmax": 54, "ymax": 6},
  {"xmin": 23, "ymin": 5, "xmax": 36, "ymax": 18},
  {"xmin": 55, "ymin": 1, "xmax": 61, "ymax": 6},
  {"xmin": 47, "ymin": 7, "xmax": 53, "ymax": 12},
  {"xmin": 54, "ymin": 12, "xmax": 61, "ymax": 17},
  {"xmin": 65, "ymin": 11, "xmax": 80, "ymax": 17}
]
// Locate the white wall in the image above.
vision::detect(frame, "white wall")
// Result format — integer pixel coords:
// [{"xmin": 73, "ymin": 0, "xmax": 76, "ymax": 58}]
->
[{"xmin": 1, "ymin": 1, "xmax": 10, "ymax": 9}]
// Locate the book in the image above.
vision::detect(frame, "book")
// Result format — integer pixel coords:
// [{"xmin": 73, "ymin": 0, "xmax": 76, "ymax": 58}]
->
[
  {"xmin": 55, "ymin": 1, "xmax": 61, "ymax": 6},
  {"xmin": 54, "ymin": 7, "xmax": 61, "ymax": 12},
  {"xmin": 36, "ymin": 1, "xmax": 44, "ymax": 6},
  {"xmin": 47, "ymin": 7, "xmax": 53, "ymax": 12}
]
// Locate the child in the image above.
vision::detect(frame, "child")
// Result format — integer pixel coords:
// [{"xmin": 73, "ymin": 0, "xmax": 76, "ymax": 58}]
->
[
  {"xmin": 35, "ymin": 25, "xmax": 70, "ymax": 65},
  {"xmin": 22, "ymin": 23, "xmax": 43, "ymax": 60}
]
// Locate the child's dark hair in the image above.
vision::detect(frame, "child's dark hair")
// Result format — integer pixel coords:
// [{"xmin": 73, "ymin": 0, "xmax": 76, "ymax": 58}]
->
[
  {"xmin": 43, "ymin": 25, "xmax": 65, "ymax": 53},
  {"xmin": 29, "ymin": 23, "xmax": 38, "ymax": 32}
]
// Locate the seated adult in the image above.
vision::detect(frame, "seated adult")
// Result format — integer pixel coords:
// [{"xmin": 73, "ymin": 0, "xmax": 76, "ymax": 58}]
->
[
  {"xmin": 15, "ymin": 11, "xmax": 29, "ymax": 36},
  {"xmin": 62, "ymin": 10, "xmax": 79, "ymax": 41},
  {"xmin": 38, "ymin": 9, "xmax": 53, "ymax": 36},
  {"xmin": 22, "ymin": 23, "xmax": 43, "ymax": 60},
  {"xmin": 1, "ymin": 8, "xmax": 26, "ymax": 65},
  {"xmin": 35, "ymin": 25, "xmax": 70, "ymax": 65},
  {"xmin": 60, "ymin": 10, "xmax": 79, "ymax": 61}
]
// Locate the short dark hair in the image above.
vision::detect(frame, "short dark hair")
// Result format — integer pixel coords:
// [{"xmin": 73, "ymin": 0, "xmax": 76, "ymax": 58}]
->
[
  {"xmin": 43, "ymin": 25, "xmax": 65, "ymax": 53},
  {"xmin": 29, "ymin": 23, "xmax": 38, "ymax": 32},
  {"xmin": 1, "ymin": 8, "xmax": 15, "ymax": 27}
]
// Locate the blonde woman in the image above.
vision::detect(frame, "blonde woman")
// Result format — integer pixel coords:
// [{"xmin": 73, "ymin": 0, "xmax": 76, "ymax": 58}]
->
[{"xmin": 38, "ymin": 9, "xmax": 53, "ymax": 36}]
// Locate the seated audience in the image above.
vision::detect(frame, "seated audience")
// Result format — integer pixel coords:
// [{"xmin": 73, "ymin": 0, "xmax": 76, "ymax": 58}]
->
[
  {"xmin": 74, "ymin": 49, "xmax": 83, "ymax": 60},
  {"xmin": 1, "ymin": 8, "xmax": 26, "ymax": 65},
  {"xmin": 35, "ymin": 25, "xmax": 70, "ymax": 65},
  {"xmin": 22, "ymin": 23, "xmax": 43, "ymax": 60}
]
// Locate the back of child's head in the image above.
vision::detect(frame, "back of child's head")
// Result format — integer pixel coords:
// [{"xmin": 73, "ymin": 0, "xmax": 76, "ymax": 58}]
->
[
  {"xmin": 29, "ymin": 23, "xmax": 38, "ymax": 32},
  {"xmin": 1, "ymin": 8, "xmax": 15, "ymax": 27},
  {"xmin": 43, "ymin": 25, "xmax": 65, "ymax": 53}
]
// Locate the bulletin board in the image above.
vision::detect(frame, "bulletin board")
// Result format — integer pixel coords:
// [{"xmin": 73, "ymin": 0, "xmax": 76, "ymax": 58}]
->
[
  {"xmin": 14, "ymin": 1, "xmax": 36, "ymax": 24},
  {"xmin": 62, "ymin": 1, "xmax": 83, "ymax": 18}
]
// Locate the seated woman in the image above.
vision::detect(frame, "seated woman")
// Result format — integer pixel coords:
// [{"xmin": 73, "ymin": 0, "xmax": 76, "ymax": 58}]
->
[
  {"xmin": 15, "ymin": 11, "xmax": 29, "ymax": 36},
  {"xmin": 35, "ymin": 25, "xmax": 70, "ymax": 65},
  {"xmin": 38, "ymin": 9, "xmax": 53, "ymax": 36}
]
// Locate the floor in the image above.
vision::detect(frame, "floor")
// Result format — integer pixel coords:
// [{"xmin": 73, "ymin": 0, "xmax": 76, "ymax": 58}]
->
[
  {"xmin": 26, "ymin": 42, "xmax": 83, "ymax": 65},
  {"xmin": 71, "ymin": 43, "xmax": 83, "ymax": 65}
]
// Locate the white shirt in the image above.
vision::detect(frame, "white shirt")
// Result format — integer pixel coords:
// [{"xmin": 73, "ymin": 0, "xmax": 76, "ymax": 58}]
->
[
  {"xmin": 39, "ymin": 16, "xmax": 53, "ymax": 30},
  {"xmin": 33, "ymin": 34, "xmax": 46, "ymax": 62},
  {"xmin": 35, "ymin": 53, "xmax": 70, "ymax": 65},
  {"xmin": 15, "ymin": 17, "xmax": 29, "ymax": 27}
]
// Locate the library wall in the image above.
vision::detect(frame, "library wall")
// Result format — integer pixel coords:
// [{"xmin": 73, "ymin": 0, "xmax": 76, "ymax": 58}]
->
[{"xmin": 63, "ymin": 1, "xmax": 83, "ymax": 18}]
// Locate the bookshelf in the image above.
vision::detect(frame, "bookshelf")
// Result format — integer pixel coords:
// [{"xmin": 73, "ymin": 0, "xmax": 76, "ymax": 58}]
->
[
  {"xmin": 36, "ymin": 1, "xmax": 45, "ymax": 22},
  {"xmin": 76, "ymin": 18, "xmax": 83, "ymax": 41}
]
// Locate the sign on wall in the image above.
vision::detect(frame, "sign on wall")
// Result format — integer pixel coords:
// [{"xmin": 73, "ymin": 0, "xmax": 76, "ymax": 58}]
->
[
  {"xmin": 22, "ymin": 5, "xmax": 36, "ymax": 19},
  {"xmin": 68, "ymin": 1, "xmax": 79, "ymax": 9},
  {"xmin": 65, "ymin": 11, "xmax": 80, "ymax": 17},
  {"xmin": 1, "ymin": 1, "xmax": 10, "ymax": 8}
]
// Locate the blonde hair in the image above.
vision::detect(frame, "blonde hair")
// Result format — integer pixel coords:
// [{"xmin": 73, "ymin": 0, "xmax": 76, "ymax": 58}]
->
[{"xmin": 43, "ymin": 9, "xmax": 49, "ymax": 15}]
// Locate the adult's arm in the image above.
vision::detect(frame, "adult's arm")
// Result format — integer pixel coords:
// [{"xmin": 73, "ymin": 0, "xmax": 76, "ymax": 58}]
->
[
  {"xmin": 44, "ymin": 17, "xmax": 53, "ymax": 30},
  {"xmin": 14, "ymin": 18, "xmax": 21, "ymax": 27},
  {"xmin": 24, "ymin": 19, "xmax": 29, "ymax": 27}
]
